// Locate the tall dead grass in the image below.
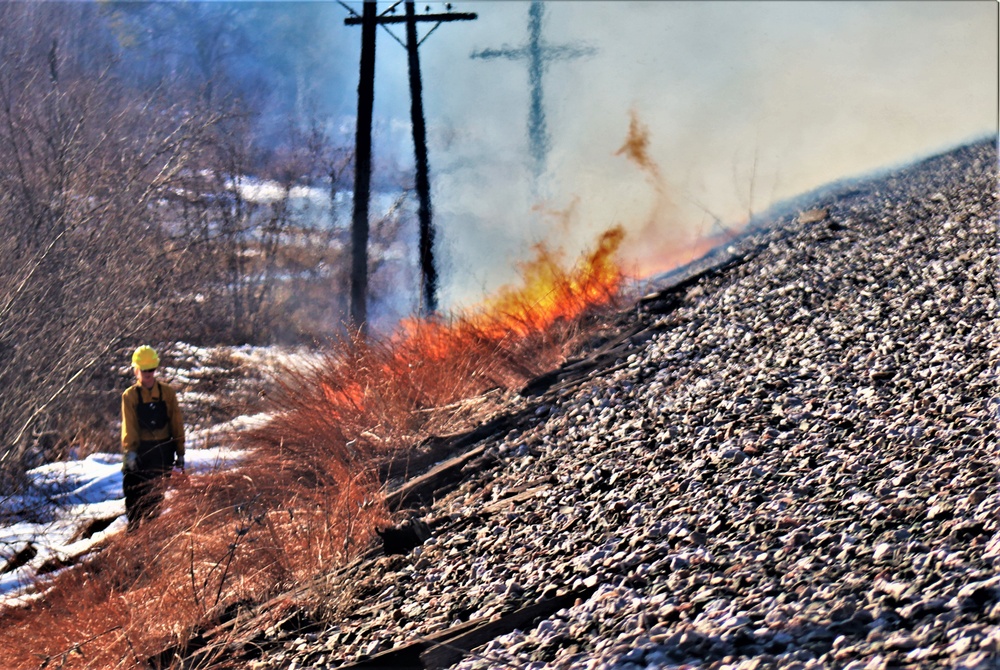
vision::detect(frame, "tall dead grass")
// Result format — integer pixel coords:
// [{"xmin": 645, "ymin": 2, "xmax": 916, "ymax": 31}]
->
[
  {"xmin": 0, "ymin": 230, "xmax": 629, "ymax": 668},
  {"xmin": 0, "ymin": 461, "xmax": 386, "ymax": 668}
]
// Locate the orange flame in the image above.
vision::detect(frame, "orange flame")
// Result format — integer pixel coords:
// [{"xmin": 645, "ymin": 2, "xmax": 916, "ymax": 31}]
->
[
  {"xmin": 473, "ymin": 224, "xmax": 627, "ymax": 338},
  {"xmin": 396, "ymin": 225, "xmax": 627, "ymax": 362},
  {"xmin": 292, "ymin": 224, "xmax": 631, "ymax": 436}
]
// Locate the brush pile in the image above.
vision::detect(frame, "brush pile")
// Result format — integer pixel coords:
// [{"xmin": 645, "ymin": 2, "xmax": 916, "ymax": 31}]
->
[{"xmin": 225, "ymin": 139, "xmax": 996, "ymax": 670}]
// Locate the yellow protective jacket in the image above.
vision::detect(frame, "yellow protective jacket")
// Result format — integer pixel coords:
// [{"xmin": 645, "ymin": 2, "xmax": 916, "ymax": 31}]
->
[{"xmin": 121, "ymin": 381, "xmax": 185, "ymax": 456}]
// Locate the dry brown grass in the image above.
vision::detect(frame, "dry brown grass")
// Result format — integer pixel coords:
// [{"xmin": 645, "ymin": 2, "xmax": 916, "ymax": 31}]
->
[
  {"xmin": 0, "ymin": 229, "xmax": 629, "ymax": 669},
  {"xmin": 0, "ymin": 462, "xmax": 386, "ymax": 668}
]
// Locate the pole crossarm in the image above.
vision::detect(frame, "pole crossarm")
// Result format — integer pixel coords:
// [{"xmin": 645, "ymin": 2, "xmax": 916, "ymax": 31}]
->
[
  {"xmin": 345, "ymin": 11, "xmax": 476, "ymax": 25},
  {"xmin": 471, "ymin": 43, "xmax": 597, "ymax": 61},
  {"xmin": 345, "ymin": 6, "xmax": 476, "ymax": 49}
]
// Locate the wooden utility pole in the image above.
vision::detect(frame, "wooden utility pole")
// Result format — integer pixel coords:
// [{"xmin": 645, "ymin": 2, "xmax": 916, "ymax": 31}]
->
[
  {"xmin": 471, "ymin": 0, "xmax": 595, "ymax": 184},
  {"xmin": 405, "ymin": 1, "xmax": 437, "ymax": 316},
  {"xmin": 349, "ymin": 1, "xmax": 377, "ymax": 333},
  {"xmin": 345, "ymin": 2, "xmax": 476, "ymax": 327}
]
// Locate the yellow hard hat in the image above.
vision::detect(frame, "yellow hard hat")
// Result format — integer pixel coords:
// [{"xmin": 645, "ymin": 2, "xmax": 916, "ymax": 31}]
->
[{"xmin": 131, "ymin": 345, "xmax": 160, "ymax": 371}]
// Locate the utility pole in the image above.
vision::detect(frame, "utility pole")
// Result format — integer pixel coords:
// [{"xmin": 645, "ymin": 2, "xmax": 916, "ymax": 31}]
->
[
  {"xmin": 349, "ymin": 1, "xmax": 377, "ymax": 334},
  {"xmin": 471, "ymin": 0, "xmax": 596, "ymax": 185},
  {"xmin": 345, "ymin": 2, "xmax": 476, "ymax": 327},
  {"xmin": 406, "ymin": 1, "xmax": 436, "ymax": 316}
]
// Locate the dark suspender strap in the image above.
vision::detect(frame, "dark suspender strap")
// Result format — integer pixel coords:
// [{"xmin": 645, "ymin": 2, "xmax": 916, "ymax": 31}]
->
[
  {"xmin": 134, "ymin": 381, "xmax": 163, "ymax": 402},
  {"xmin": 158, "ymin": 381, "xmax": 172, "ymax": 438}
]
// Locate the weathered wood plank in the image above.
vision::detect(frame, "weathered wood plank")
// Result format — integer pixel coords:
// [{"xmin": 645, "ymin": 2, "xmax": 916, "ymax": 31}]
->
[
  {"xmin": 337, "ymin": 585, "xmax": 598, "ymax": 669},
  {"xmin": 419, "ymin": 585, "xmax": 599, "ymax": 669}
]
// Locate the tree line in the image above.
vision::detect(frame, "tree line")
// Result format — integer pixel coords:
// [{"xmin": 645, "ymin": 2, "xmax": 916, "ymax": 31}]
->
[{"xmin": 0, "ymin": 2, "xmax": 413, "ymax": 492}]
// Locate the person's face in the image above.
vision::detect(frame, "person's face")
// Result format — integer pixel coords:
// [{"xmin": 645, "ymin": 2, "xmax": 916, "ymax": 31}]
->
[{"xmin": 135, "ymin": 367, "xmax": 156, "ymax": 389}]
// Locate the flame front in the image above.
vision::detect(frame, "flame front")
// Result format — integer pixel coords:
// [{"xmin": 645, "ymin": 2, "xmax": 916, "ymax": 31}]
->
[
  {"xmin": 475, "ymin": 224, "xmax": 627, "ymax": 338},
  {"xmin": 395, "ymin": 225, "xmax": 627, "ymax": 374}
]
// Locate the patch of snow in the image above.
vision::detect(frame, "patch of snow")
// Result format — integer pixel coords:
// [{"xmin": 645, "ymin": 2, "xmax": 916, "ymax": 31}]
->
[{"xmin": 0, "ymin": 445, "xmax": 247, "ymax": 608}]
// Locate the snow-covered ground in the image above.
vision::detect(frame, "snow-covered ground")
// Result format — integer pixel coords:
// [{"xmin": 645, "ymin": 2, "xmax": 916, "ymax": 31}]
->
[{"xmin": 0, "ymin": 446, "xmax": 243, "ymax": 607}]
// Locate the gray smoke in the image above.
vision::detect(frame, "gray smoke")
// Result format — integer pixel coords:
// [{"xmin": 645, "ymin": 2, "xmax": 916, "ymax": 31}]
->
[
  {"xmin": 147, "ymin": 1, "xmax": 996, "ymax": 311},
  {"xmin": 381, "ymin": 1, "xmax": 995, "ymax": 308}
]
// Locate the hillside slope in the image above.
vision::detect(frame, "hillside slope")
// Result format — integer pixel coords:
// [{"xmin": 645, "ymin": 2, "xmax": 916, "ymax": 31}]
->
[{"xmin": 194, "ymin": 139, "xmax": 997, "ymax": 670}]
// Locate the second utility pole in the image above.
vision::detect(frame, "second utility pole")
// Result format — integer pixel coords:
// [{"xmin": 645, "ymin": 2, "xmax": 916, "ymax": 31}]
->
[{"xmin": 405, "ymin": 0, "xmax": 437, "ymax": 316}]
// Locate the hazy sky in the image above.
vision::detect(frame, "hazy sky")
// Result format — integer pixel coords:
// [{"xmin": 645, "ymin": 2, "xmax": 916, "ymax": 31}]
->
[{"xmin": 302, "ymin": 1, "xmax": 997, "ymax": 307}]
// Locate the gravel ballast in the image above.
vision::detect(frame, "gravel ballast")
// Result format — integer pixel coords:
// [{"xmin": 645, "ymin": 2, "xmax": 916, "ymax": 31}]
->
[{"xmin": 243, "ymin": 138, "xmax": 997, "ymax": 670}]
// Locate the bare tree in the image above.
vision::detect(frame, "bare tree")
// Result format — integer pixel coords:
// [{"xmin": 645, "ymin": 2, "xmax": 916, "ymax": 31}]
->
[
  {"xmin": 0, "ymin": 3, "xmax": 219, "ymax": 491},
  {"xmin": 0, "ymin": 2, "xmax": 415, "ymax": 497}
]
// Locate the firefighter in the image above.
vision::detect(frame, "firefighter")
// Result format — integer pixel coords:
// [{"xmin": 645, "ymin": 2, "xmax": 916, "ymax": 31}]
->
[{"xmin": 121, "ymin": 345, "xmax": 185, "ymax": 532}]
